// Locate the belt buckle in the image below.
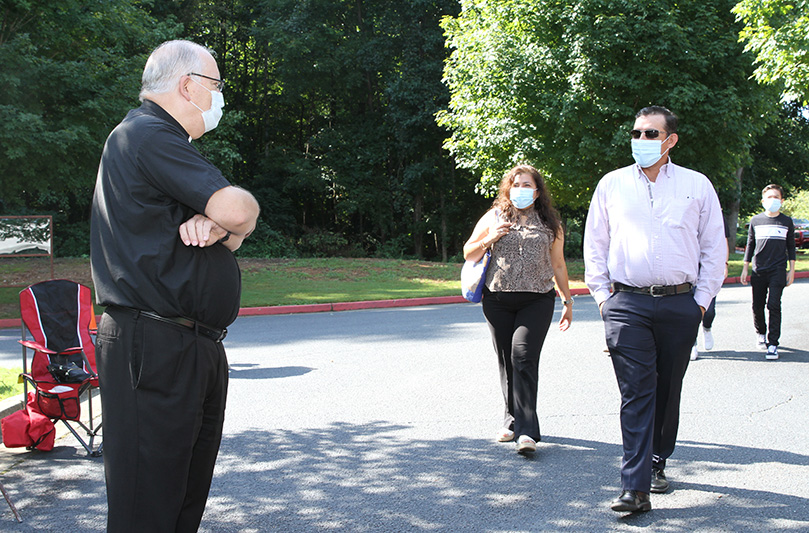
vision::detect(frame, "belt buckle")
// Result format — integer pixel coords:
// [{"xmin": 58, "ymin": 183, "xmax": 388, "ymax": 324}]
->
[{"xmin": 649, "ymin": 285, "xmax": 666, "ymax": 297}]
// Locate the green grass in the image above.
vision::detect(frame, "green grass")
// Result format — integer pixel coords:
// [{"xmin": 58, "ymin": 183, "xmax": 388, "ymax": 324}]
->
[
  {"xmin": 238, "ymin": 258, "xmax": 464, "ymax": 307},
  {"xmin": 0, "ymin": 367, "xmax": 24, "ymax": 403}
]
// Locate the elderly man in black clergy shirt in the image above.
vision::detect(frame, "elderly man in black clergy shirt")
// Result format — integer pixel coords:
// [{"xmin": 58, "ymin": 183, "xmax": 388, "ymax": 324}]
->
[{"xmin": 91, "ymin": 40, "xmax": 259, "ymax": 532}]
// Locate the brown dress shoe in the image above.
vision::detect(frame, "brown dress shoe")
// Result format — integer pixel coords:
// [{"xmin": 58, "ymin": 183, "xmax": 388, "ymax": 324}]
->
[{"xmin": 610, "ymin": 490, "xmax": 651, "ymax": 513}]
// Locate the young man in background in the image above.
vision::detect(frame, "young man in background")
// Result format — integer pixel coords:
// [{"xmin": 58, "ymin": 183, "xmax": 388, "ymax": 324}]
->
[{"xmin": 740, "ymin": 184, "xmax": 796, "ymax": 360}]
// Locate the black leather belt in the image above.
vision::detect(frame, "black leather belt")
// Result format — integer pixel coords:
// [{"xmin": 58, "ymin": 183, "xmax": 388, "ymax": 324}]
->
[
  {"xmin": 613, "ymin": 282, "xmax": 693, "ymax": 297},
  {"xmin": 114, "ymin": 307, "xmax": 227, "ymax": 342}
]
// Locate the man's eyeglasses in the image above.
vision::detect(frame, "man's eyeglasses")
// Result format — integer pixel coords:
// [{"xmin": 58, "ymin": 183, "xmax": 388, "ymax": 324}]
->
[
  {"xmin": 630, "ymin": 129, "xmax": 666, "ymax": 140},
  {"xmin": 188, "ymin": 72, "xmax": 225, "ymax": 92}
]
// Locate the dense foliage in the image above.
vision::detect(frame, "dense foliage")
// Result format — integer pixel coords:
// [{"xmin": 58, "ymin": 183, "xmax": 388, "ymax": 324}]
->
[
  {"xmin": 1, "ymin": 0, "xmax": 488, "ymax": 260},
  {"xmin": 0, "ymin": 0, "xmax": 807, "ymax": 261},
  {"xmin": 439, "ymin": 0, "xmax": 791, "ymax": 242},
  {"xmin": 0, "ymin": 0, "xmax": 179, "ymax": 254},
  {"xmin": 745, "ymin": 101, "xmax": 809, "ymax": 218},
  {"xmin": 734, "ymin": 0, "xmax": 809, "ymax": 104}
]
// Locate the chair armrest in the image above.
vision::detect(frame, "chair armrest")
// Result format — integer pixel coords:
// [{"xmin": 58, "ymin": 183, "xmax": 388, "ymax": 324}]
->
[
  {"xmin": 17, "ymin": 340, "xmax": 83, "ymax": 355},
  {"xmin": 18, "ymin": 340, "xmax": 57, "ymax": 354}
]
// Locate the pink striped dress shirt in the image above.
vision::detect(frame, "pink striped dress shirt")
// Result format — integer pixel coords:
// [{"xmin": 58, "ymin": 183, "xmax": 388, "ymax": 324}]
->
[{"xmin": 584, "ymin": 160, "xmax": 727, "ymax": 310}]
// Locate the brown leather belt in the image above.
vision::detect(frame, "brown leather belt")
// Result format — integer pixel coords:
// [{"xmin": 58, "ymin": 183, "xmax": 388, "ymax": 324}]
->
[{"xmin": 613, "ymin": 282, "xmax": 693, "ymax": 297}]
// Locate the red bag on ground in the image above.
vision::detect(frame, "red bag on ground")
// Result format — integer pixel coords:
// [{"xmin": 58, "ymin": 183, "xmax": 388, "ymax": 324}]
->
[
  {"xmin": 27, "ymin": 409, "xmax": 55, "ymax": 451},
  {"xmin": 2, "ymin": 409, "xmax": 34, "ymax": 448},
  {"xmin": 2, "ymin": 404, "xmax": 55, "ymax": 451}
]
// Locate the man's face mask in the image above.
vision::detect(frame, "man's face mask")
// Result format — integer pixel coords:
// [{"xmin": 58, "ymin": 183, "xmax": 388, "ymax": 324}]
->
[
  {"xmin": 190, "ymin": 78, "xmax": 225, "ymax": 133},
  {"xmin": 762, "ymin": 197, "xmax": 781, "ymax": 213},
  {"xmin": 631, "ymin": 137, "xmax": 670, "ymax": 169}
]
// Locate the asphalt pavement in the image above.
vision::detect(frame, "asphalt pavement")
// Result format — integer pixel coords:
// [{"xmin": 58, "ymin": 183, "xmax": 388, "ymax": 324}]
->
[{"xmin": 0, "ymin": 280, "xmax": 807, "ymax": 532}]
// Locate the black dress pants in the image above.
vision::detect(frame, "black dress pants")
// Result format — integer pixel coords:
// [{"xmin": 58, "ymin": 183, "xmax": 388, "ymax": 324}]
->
[
  {"xmin": 601, "ymin": 291, "xmax": 702, "ymax": 492},
  {"xmin": 751, "ymin": 268, "xmax": 787, "ymax": 346},
  {"xmin": 96, "ymin": 307, "xmax": 229, "ymax": 533},
  {"xmin": 702, "ymin": 297, "xmax": 717, "ymax": 329},
  {"xmin": 481, "ymin": 288, "xmax": 555, "ymax": 441}
]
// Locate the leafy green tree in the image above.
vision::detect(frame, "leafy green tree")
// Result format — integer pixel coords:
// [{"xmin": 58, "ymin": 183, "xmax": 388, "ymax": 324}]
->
[
  {"xmin": 171, "ymin": 0, "xmax": 484, "ymax": 260},
  {"xmin": 0, "ymin": 0, "xmax": 179, "ymax": 254},
  {"xmin": 783, "ymin": 189, "xmax": 809, "ymax": 219},
  {"xmin": 733, "ymin": 0, "xmax": 809, "ymax": 104},
  {"xmin": 744, "ymin": 102, "xmax": 809, "ymax": 218},
  {"xmin": 0, "ymin": 0, "xmax": 499, "ymax": 260},
  {"xmin": 439, "ymin": 0, "xmax": 780, "ymax": 247}
]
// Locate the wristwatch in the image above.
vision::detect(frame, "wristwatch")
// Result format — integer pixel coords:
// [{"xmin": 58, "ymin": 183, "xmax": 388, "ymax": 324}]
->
[{"xmin": 562, "ymin": 299, "xmax": 574, "ymax": 306}]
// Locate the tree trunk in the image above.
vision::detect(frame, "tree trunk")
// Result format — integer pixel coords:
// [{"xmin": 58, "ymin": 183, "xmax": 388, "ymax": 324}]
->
[
  {"xmin": 440, "ymin": 189, "xmax": 448, "ymax": 262},
  {"xmin": 413, "ymin": 193, "xmax": 423, "ymax": 258},
  {"xmin": 725, "ymin": 166, "xmax": 744, "ymax": 257}
]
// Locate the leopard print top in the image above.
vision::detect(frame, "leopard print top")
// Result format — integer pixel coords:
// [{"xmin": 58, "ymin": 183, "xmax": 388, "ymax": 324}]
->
[{"xmin": 485, "ymin": 209, "xmax": 556, "ymax": 293}]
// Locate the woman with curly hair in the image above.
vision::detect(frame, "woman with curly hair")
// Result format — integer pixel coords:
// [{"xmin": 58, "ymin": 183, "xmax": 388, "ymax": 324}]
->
[{"xmin": 463, "ymin": 164, "xmax": 573, "ymax": 454}]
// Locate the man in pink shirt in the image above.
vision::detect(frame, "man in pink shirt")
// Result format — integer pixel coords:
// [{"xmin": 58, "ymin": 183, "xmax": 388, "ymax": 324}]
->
[{"xmin": 584, "ymin": 106, "xmax": 726, "ymax": 513}]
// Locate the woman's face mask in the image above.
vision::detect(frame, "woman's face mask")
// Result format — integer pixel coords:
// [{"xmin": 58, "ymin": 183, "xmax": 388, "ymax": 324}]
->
[{"xmin": 510, "ymin": 187, "xmax": 537, "ymax": 209}]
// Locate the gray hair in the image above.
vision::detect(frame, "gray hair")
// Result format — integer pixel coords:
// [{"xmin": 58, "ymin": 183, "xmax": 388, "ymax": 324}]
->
[{"xmin": 139, "ymin": 40, "xmax": 213, "ymax": 101}]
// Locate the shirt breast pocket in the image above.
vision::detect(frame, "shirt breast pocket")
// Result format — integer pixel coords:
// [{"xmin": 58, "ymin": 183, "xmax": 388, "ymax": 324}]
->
[{"xmin": 661, "ymin": 198, "xmax": 700, "ymax": 231}]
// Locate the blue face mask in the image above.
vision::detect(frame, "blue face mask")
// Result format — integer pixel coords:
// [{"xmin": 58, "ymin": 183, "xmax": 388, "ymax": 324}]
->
[
  {"xmin": 510, "ymin": 187, "xmax": 536, "ymax": 209},
  {"xmin": 762, "ymin": 198, "xmax": 781, "ymax": 213},
  {"xmin": 631, "ymin": 138, "xmax": 670, "ymax": 168}
]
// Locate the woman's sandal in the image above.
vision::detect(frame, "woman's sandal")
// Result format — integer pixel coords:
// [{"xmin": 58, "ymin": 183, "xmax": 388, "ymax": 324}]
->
[
  {"xmin": 516, "ymin": 435, "xmax": 536, "ymax": 454},
  {"xmin": 496, "ymin": 428, "xmax": 515, "ymax": 442}
]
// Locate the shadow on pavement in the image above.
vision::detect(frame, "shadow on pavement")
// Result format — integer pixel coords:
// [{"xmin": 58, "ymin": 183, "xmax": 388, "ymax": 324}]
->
[
  {"xmin": 0, "ymin": 422, "xmax": 807, "ymax": 532},
  {"xmin": 195, "ymin": 423, "xmax": 809, "ymax": 532}
]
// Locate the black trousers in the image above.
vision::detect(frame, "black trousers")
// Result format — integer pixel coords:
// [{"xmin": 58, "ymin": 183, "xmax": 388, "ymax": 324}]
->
[
  {"xmin": 702, "ymin": 297, "xmax": 717, "ymax": 329},
  {"xmin": 751, "ymin": 268, "xmax": 787, "ymax": 346},
  {"xmin": 481, "ymin": 288, "xmax": 555, "ymax": 441},
  {"xmin": 601, "ymin": 291, "xmax": 702, "ymax": 492},
  {"xmin": 96, "ymin": 307, "xmax": 229, "ymax": 533}
]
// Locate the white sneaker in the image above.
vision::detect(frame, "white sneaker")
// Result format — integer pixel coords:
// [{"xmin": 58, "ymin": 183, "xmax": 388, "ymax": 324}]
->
[
  {"xmin": 703, "ymin": 328, "xmax": 714, "ymax": 350},
  {"xmin": 756, "ymin": 334, "xmax": 766, "ymax": 349},
  {"xmin": 516, "ymin": 435, "xmax": 536, "ymax": 454},
  {"xmin": 690, "ymin": 345, "xmax": 699, "ymax": 361},
  {"xmin": 766, "ymin": 345, "xmax": 779, "ymax": 360}
]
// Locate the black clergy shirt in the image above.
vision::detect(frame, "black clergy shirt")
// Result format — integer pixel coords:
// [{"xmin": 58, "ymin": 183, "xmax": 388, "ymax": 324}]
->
[{"xmin": 91, "ymin": 100, "xmax": 240, "ymax": 329}]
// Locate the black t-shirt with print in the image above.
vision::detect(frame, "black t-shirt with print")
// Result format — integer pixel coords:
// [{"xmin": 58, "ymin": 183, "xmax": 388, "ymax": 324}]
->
[{"xmin": 744, "ymin": 212, "xmax": 796, "ymax": 273}]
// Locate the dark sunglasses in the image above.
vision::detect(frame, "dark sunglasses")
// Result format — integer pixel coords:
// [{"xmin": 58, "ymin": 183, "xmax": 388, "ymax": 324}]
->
[{"xmin": 630, "ymin": 129, "xmax": 667, "ymax": 140}]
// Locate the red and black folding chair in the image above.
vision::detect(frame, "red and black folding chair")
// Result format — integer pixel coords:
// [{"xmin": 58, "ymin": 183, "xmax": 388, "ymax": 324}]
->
[{"xmin": 18, "ymin": 279, "xmax": 102, "ymax": 456}]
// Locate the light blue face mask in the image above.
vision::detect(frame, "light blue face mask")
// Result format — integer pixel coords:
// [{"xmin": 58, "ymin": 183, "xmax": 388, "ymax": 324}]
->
[
  {"xmin": 631, "ymin": 138, "xmax": 670, "ymax": 168},
  {"xmin": 510, "ymin": 187, "xmax": 536, "ymax": 209},
  {"xmin": 762, "ymin": 197, "xmax": 781, "ymax": 213}
]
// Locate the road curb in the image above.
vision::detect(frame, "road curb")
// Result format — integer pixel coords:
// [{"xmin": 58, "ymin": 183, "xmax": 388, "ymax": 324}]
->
[{"xmin": 2, "ymin": 274, "xmax": 808, "ymax": 328}]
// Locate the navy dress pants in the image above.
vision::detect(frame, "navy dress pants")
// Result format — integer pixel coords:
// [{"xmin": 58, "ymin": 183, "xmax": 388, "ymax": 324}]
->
[
  {"xmin": 601, "ymin": 291, "xmax": 702, "ymax": 492},
  {"xmin": 96, "ymin": 307, "xmax": 229, "ymax": 533},
  {"xmin": 482, "ymin": 288, "xmax": 555, "ymax": 442}
]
